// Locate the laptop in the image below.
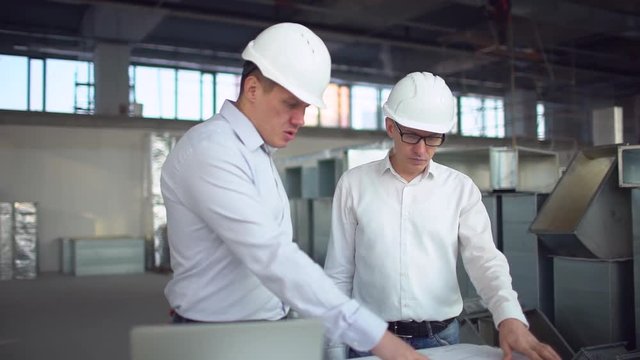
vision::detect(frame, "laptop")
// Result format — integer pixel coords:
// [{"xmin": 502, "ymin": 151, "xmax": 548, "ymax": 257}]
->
[{"xmin": 130, "ymin": 318, "xmax": 325, "ymax": 360}]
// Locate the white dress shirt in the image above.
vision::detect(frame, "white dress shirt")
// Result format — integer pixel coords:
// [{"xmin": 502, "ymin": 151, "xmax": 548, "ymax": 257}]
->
[
  {"xmin": 161, "ymin": 101, "xmax": 386, "ymax": 351},
  {"xmin": 324, "ymin": 154, "xmax": 527, "ymax": 328}
]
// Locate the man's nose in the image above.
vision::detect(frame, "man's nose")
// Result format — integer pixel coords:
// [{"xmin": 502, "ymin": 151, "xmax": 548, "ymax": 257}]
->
[
  {"xmin": 291, "ymin": 108, "xmax": 305, "ymax": 127},
  {"xmin": 413, "ymin": 139, "xmax": 428, "ymax": 154}
]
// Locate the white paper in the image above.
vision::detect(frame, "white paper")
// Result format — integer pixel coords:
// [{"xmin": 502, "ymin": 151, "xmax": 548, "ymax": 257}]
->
[{"xmin": 358, "ymin": 343, "xmax": 528, "ymax": 360}]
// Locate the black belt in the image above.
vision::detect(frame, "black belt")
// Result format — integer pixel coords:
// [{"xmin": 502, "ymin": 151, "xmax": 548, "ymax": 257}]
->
[
  {"xmin": 171, "ymin": 311, "xmax": 204, "ymax": 324},
  {"xmin": 388, "ymin": 318, "xmax": 456, "ymax": 338}
]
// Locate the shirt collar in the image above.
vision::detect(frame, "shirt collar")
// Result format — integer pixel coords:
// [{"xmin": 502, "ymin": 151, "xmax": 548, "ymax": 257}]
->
[
  {"xmin": 220, "ymin": 100, "xmax": 273, "ymax": 154},
  {"xmin": 379, "ymin": 151, "xmax": 438, "ymax": 181}
]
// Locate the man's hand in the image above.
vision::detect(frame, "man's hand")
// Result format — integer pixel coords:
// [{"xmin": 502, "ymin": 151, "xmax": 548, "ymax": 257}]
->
[
  {"xmin": 498, "ymin": 318, "xmax": 560, "ymax": 360},
  {"xmin": 371, "ymin": 331, "xmax": 430, "ymax": 360}
]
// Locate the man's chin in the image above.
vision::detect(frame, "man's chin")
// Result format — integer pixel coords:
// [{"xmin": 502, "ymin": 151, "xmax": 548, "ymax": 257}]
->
[
  {"xmin": 267, "ymin": 139, "xmax": 288, "ymax": 149},
  {"xmin": 410, "ymin": 158, "xmax": 428, "ymax": 166}
]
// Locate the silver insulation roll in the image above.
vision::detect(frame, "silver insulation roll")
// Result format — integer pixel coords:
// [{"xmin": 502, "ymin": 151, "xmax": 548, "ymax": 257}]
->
[
  {"xmin": 152, "ymin": 204, "xmax": 169, "ymax": 269},
  {"xmin": 13, "ymin": 202, "xmax": 37, "ymax": 279},
  {"xmin": 150, "ymin": 134, "xmax": 171, "ymax": 197},
  {"xmin": 148, "ymin": 133, "xmax": 173, "ymax": 270},
  {"xmin": 0, "ymin": 203, "xmax": 13, "ymax": 280}
]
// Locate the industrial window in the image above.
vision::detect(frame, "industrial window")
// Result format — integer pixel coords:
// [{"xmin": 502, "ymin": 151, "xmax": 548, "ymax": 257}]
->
[
  {"xmin": 351, "ymin": 85, "xmax": 378, "ymax": 130},
  {"xmin": 304, "ymin": 105, "xmax": 320, "ymax": 126},
  {"xmin": 46, "ymin": 59, "xmax": 93, "ymax": 114},
  {"xmin": 0, "ymin": 55, "xmax": 28, "ymax": 111},
  {"xmin": 176, "ymin": 69, "xmax": 201, "ymax": 121},
  {"xmin": 319, "ymin": 84, "xmax": 340, "ymax": 127},
  {"xmin": 214, "ymin": 73, "xmax": 240, "ymax": 114},
  {"xmin": 133, "ymin": 66, "xmax": 176, "ymax": 119},
  {"xmin": 323, "ymin": 84, "xmax": 349, "ymax": 128},
  {"xmin": 29, "ymin": 59, "xmax": 44, "ymax": 111},
  {"xmin": 202, "ymin": 73, "xmax": 214, "ymax": 120},
  {"xmin": 304, "ymin": 83, "xmax": 350, "ymax": 128},
  {"xmin": 130, "ymin": 67, "xmax": 238, "ymax": 121},
  {"xmin": 459, "ymin": 95, "xmax": 505, "ymax": 138},
  {"xmin": 537, "ymin": 102, "xmax": 546, "ymax": 140},
  {"xmin": 0, "ymin": 53, "xmax": 461, "ymax": 133},
  {"xmin": 128, "ymin": 67, "xmax": 236, "ymax": 120},
  {"xmin": 68, "ymin": 60, "xmax": 94, "ymax": 114},
  {"xmin": 0, "ymin": 55, "xmax": 93, "ymax": 113},
  {"xmin": 379, "ymin": 87, "xmax": 392, "ymax": 128}
]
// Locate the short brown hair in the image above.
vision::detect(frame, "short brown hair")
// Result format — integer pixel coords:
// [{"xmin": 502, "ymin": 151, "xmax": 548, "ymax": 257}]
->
[{"xmin": 238, "ymin": 61, "xmax": 276, "ymax": 99}]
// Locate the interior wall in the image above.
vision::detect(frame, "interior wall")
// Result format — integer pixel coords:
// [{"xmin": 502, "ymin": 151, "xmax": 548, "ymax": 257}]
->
[
  {"xmin": 0, "ymin": 125, "xmax": 148, "ymax": 272},
  {"xmin": 0, "ymin": 122, "xmax": 384, "ymax": 272}
]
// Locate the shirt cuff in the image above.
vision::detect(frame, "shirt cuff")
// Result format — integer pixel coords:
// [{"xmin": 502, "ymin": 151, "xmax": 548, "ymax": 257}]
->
[
  {"xmin": 340, "ymin": 302, "xmax": 387, "ymax": 352},
  {"xmin": 491, "ymin": 302, "xmax": 529, "ymax": 329}
]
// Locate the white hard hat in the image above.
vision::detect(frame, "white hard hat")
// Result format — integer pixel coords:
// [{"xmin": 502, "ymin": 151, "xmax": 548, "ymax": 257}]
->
[
  {"xmin": 241, "ymin": 22, "xmax": 331, "ymax": 108},
  {"xmin": 382, "ymin": 72, "xmax": 455, "ymax": 133}
]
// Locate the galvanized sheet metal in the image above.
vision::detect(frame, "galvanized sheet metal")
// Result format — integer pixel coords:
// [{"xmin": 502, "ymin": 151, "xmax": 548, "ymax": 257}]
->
[
  {"xmin": 531, "ymin": 147, "xmax": 632, "ymax": 259},
  {"xmin": 152, "ymin": 204, "xmax": 168, "ymax": 269},
  {"xmin": 554, "ymin": 257, "xmax": 634, "ymax": 350},
  {"xmin": 148, "ymin": 132, "xmax": 174, "ymax": 270},
  {"xmin": 0, "ymin": 202, "xmax": 13, "ymax": 280},
  {"xmin": 13, "ymin": 202, "xmax": 37, "ymax": 279}
]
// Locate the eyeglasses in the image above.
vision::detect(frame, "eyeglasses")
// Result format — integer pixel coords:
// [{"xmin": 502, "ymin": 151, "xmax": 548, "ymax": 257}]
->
[{"xmin": 394, "ymin": 121, "xmax": 445, "ymax": 147}]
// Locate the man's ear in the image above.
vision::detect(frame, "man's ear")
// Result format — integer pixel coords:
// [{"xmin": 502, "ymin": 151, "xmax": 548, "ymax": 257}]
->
[
  {"xmin": 242, "ymin": 75, "xmax": 260, "ymax": 102},
  {"xmin": 384, "ymin": 117, "xmax": 395, "ymax": 138}
]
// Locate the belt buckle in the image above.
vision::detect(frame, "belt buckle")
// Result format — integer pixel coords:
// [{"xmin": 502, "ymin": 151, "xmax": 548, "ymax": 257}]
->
[{"xmin": 393, "ymin": 322, "xmax": 413, "ymax": 339}]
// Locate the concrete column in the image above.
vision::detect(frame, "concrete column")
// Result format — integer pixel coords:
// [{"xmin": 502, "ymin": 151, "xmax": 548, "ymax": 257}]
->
[
  {"xmin": 94, "ymin": 43, "xmax": 130, "ymax": 116},
  {"xmin": 504, "ymin": 89, "xmax": 537, "ymax": 138}
]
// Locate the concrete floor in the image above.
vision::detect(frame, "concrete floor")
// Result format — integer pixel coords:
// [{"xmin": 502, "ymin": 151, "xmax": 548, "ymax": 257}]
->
[{"xmin": 0, "ymin": 272, "xmax": 170, "ymax": 360}]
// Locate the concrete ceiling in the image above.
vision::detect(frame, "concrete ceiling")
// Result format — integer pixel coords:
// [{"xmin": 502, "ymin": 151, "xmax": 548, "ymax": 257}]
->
[{"xmin": 1, "ymin": 0, "xmax": 640, "ymax": 104}]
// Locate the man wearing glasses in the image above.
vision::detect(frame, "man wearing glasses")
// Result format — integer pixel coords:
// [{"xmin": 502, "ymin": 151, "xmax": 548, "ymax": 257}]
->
[{"xmin": 324, "ymin": 72, "xmax": 560, "ymax": 360}]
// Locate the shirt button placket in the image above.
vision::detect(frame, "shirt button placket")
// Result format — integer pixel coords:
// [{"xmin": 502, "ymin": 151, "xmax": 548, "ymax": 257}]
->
[{"xmin": 400, "ymin": 187, "xmax": 409, "ymax": 318}]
